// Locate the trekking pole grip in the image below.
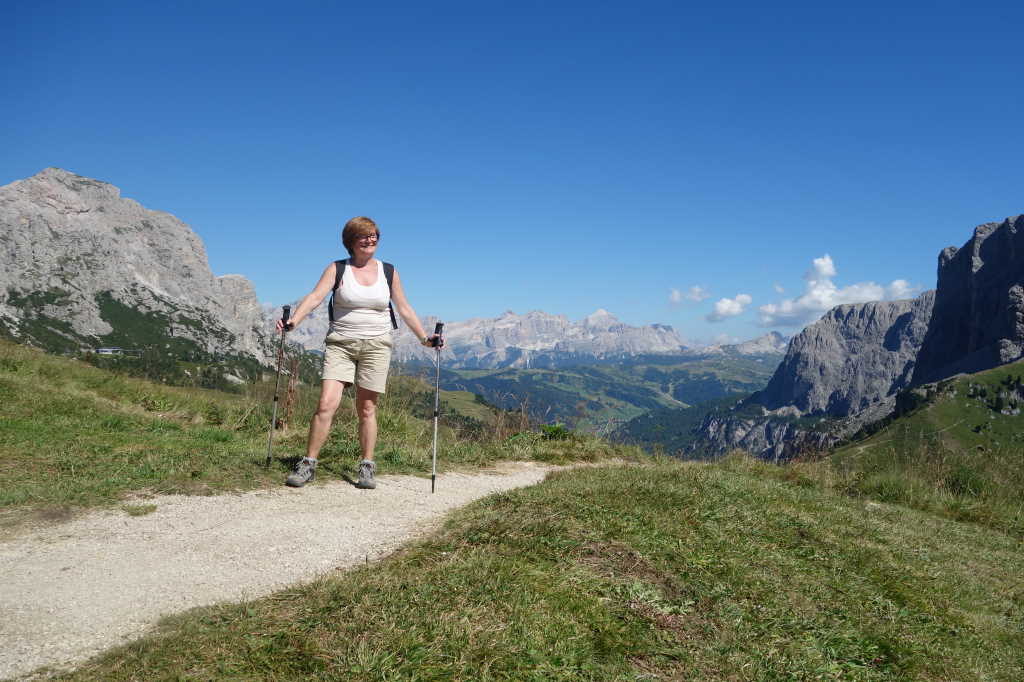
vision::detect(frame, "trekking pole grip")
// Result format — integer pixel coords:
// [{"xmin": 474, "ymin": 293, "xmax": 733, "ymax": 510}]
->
[
  {"xmin": 281, "ymin": 305, "xmax": 292, "ymax": 332},
  {"xmin": 431, "ymin": 322, "xmax": 444, "ymax": 348}
]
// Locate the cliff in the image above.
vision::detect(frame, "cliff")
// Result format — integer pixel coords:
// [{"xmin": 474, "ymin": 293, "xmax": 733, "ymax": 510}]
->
[
  {"xmin": 0, "ymin": 168, "xmax": 272, "ymax": 363},
  {"xmin": 691, "ymin": 213, "xmax": 1023, "ymax": 460},
  {"xmin": 912, "ymin": 214, "xmax": 1024, "ymax": 384},
  {"xmin": 758, "ymin": 292, "xmax": 935, "ymax": 417}
]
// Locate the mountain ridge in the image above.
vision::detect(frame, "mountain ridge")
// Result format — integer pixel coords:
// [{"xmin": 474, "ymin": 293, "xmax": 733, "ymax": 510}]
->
[
  {"xmin": 0, "ymin": 168, "xmax": 272, "ymax": 365},
  {"xmin": 687, "ymin": 213, "xmax": 1024, "ymax": 460},
  {"xmin": 271, "ymin": 302, "xmax": 789, "ymax": 370}
]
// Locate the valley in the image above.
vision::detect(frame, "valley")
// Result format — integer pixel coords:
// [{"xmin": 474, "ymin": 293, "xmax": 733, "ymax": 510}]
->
[{"xmin": 398, "ymin": 350, "xmax": 781, "ymax": 433}]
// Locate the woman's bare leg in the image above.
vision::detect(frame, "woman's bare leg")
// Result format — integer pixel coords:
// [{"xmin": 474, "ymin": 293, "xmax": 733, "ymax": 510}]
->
[
  {"xmin": 305, "ymin": 380, "xmax": 346, "ymax": 460},
  {"xmin": 355, "ymin": 385, "xmax": 381, "ymax": 461}
]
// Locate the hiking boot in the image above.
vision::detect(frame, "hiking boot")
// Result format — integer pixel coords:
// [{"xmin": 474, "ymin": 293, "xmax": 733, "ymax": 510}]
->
[
  {"xmin": 285, "ymin": 457, "xmax": 317, "ymax": 487},
  {"xmin": 355, "ymin": 459, "xmax": 376, "ymax": 489}
]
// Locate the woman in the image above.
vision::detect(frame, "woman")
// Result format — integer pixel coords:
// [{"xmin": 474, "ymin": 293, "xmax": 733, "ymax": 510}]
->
[{"xmin": 278, "ymin": 216, "xmax": 441, "ymax": 489}]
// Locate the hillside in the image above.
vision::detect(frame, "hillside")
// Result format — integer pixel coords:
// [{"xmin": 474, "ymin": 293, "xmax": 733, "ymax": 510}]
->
[
  {"xmin": 838, "ymin": 359, "xmax": 1024, "ymax": 456},
  {"xmin": 821, "ymin": 359, "xmax": 1024, "ymax": 537},
  {"xmin": 610, "ymin": 395, "xmax": 750, "ymax": 455},
  {"xmin": 0, "ymin": 338, "xmax": 622, "ymax": 518}
]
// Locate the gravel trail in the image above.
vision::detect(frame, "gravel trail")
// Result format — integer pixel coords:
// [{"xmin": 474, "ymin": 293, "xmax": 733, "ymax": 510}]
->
[{"xmin": 0, "ymin": 462, "xmax": 559, "ymax": 680}]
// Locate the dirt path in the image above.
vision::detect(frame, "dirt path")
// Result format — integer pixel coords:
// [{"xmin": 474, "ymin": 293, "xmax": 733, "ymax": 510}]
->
[{"xmin": 0, "ymin": 462, "xmax": 560, "ymax": 680}]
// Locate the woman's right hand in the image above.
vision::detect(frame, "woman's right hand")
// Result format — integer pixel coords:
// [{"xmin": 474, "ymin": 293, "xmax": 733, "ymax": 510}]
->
[{"xmin": 276, "ymin": 318, "xmax": 295, "ymax": 332}]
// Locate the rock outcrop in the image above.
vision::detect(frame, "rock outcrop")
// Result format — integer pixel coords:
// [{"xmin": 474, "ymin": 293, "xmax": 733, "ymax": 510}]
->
[
  {"xmin": 758, "ymin": 292, "xmax": 935, "ymax": 416},
  {"xmin": 692, "ymin": 412, "xmax": 845, "ymax": 462},
  {"xmin": 690, "ymin": 397, "xmax": 896, "ymax": 460},
  {"xmin": 690, "ymin": 213, "xmax": 1024, "ymax": 460},
  {"xmin": 0, "ymin": 168, "xmax": 272, "ymax": 363},
  {"xmin": 912, "ymin": 214, "xmax": 1024, "ymax": 384},
  {"xmin": 687, "ymin": 295, "xmax": 934, "ymax": 459}
]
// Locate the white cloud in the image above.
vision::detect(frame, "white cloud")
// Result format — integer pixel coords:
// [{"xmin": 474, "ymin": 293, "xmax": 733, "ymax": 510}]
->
[
  {"xmin": 758, "ymin": 255, "xmax": 922, "ymax": 327},
  {"xmin": 669, "ymin": 285, "xmax": 710, "ymax": 306},
  {"xmin": 706, "ymin": 293, "xmax": 752, "ymax": 322},
  {"xmin": 886, "ymin": 279, "xmax": 915, "ymax": 299},
  {"xmin": 686, "ymin": 285, "xmax": 711, "ymax": 302},
  {"xmin": 810, "ymin": 254, "xmax": 837, "ymax": 279},
  {"xmin": 773, "ymin": 282, "xmax": 785, "ymax": 294}
]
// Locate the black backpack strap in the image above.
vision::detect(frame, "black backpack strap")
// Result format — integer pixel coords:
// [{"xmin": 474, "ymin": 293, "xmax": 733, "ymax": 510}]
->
[
  {"xmin": 327, "ymin": 259, "xmax": 346, "ymax": 323},
  {"xmin": 383, "ymin": 262, "xmax": 397, "ymax": 330}
]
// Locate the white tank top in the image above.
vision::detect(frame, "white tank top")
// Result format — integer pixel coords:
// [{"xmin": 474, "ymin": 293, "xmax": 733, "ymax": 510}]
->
[{"xmin": 328, "ymin": 260, "xmax": 391, "ymax": 339}]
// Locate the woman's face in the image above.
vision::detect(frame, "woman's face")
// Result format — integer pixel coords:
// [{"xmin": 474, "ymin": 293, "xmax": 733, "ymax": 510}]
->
[{"xmin": 352, "ymin": 232, "xmax": 379, "ymax": 258}]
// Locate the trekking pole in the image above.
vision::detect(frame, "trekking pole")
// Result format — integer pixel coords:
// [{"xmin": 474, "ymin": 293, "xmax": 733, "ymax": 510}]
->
[
  {"xmin": 265, "ymin": 305, "xmax": 291, "ymax": 468},
  {"xmin": 430, "ymin": 322, "xmax": 444, "ymax": 493}
]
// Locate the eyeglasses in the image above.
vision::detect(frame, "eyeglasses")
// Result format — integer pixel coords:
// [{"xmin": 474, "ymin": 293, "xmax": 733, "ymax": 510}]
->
[{"xmin": 357, "ymin": 234, "xmax": 379, "ymax": 244}]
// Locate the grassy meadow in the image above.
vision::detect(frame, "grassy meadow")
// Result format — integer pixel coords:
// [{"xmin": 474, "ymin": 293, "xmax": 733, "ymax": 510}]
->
[
  {"xmin": 0, "ymin": 338, "xmax": 627, "ymax": 527},
  {"xmin": 806, "ymin": 360, "xmax": 1024, "ymax": 539}
]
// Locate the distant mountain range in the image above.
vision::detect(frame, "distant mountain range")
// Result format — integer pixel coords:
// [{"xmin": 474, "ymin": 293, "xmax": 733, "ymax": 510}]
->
[
  {"xmin": 272, "ymin": 302, "xmax": 789, "ymax": 370},
  {"xmin": 267, "ymin": 300, "xmax": 789, "ymax": 431}
]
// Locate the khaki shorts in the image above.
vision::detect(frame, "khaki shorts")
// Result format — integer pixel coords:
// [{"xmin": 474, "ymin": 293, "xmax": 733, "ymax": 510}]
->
[{"xmin": 322, "ymin": 332, "xmax": 394, "ymax": 394}]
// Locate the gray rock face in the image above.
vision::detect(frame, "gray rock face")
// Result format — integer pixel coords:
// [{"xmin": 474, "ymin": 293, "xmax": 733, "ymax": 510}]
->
[
  {"xmin": 262, "ymin": 300, "xmax": 331, "ymax": 353},
  {"xmin": 912, "ymin": 214, "xmax": 1024, "ymax": 384},
  {"xmin": 691, "ymin": 213, "xmax": 1024, "ymax": 460},
  {"xmin": 0, "ymin": 168, "xmax": 271, "ymax": 362},
  {"xmin": 686, "ymin": 294, "xmax": 934, "ymax": 460},
  {"xmin": 691, "ymin": 397, "xmax": 896, "ymax": 460},
  {"xmin": 693, "ymin": 412, "xmax": 841, "ymax": 461},
  {"xmin": 758, "ymin": 292, "xmax": 935, "ymax": 417}
]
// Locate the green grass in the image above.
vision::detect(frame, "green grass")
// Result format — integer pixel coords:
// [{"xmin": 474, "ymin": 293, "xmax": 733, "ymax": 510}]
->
[
  {"xmin": 436, "ymin": 389, "xmax": 494, "ymax": 424},
  {"xmin": 55, "ymin": 457, "xmax": 1024, "ymax": 680},
  {"xmin": 813, "ymin": 360, "xmax": 1024, "ymax": 538},
  {"xmin": 0, "ymin": 338, "xmax": 634, "ymax": 526},
  {"xmin": 121, "ymin": 503, "xmax": 158, "ymax": 517}
]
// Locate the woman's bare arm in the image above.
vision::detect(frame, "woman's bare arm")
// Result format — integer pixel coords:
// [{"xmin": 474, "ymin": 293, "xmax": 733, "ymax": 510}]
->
[
  {"xmin": 277, "ymin": 262, "xmax": 337, "ymax": 330},
  {"xmin": 389, "ymin": 268, "xmax": 435, "ymax": 344}
]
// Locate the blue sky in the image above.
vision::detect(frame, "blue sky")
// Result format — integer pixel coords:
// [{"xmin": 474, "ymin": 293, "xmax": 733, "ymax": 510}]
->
[{"xmin": 4, "ymin": 0, "xmax": 1022, "ymax": 344}]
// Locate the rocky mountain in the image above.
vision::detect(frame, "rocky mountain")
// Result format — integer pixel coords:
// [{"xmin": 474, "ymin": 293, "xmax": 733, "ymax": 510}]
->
[
  {"xmin": 698, "ymin": 331, "xmax": 790, "ymax": 357},
  {"xmin": 688, "ymin": 214, "xmax": 1023, "ymax": 460},
  {"xmin": 0, "ymin": 168, "xmax": 272, "ymax": 365},
  {"xmin": 399, "ymin": 309, "xmax": 687, "ymax": 368},
  {"xmin": 616, "ymin": 307, "xmax": 925, "ymax": 458},
  {"xmin": 912, "ymin": 214, "xmax": 1024, "ymax": 384},
  {"xmin": 277, "ymin": 304, "xmax": 791, "ymax": 369},
  {"xmin": 276, "ymin": 306, "xmax": 690, "ymax": 369},
  {"xmin": 757, "ymin": 293, "xmax": 935, "ymax": 417}
]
